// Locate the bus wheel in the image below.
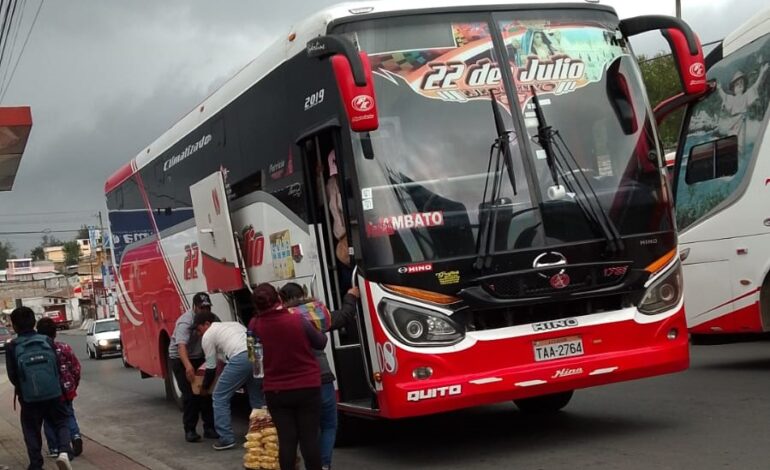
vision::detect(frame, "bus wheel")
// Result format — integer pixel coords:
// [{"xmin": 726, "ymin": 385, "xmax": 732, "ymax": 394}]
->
[
  {"xmin": 121, "ymin": 348, "xmax": 132, "ymax": 368},
  {"xmin": 514, "ymin": 390, "xmax": 574, "ymax": 414},
  {"xmin": 164, "ymin": 354, "xmax": 183, "ymax": 410}
]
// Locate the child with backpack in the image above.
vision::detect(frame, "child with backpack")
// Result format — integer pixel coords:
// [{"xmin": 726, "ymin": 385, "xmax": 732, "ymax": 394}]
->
[
  {"xmin": 5, "ymin": 307, "xmax": 74, "ymax": 470},
  {"xmin": 37, "ymin": 317, "xmax": 83, "ymax": 458}
]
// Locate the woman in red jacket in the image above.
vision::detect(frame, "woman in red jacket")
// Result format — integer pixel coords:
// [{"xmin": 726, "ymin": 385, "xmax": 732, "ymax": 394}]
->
[{"xmin": 249, "ymin": 283, "xmax": 327, "ymax": 470}]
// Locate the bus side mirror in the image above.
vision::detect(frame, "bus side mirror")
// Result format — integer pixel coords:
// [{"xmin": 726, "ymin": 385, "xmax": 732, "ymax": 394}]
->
[
  {"xmin": 619, "ymin": 15, "xmax": 708, "ymax": 124},
  {"xmin": 307, "ymin": 35, "xmax": 379, "ymax": 133}
]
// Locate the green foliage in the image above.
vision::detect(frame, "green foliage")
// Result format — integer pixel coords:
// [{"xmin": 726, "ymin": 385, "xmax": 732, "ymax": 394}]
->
[
  {"xmin": 62, "ymin": 241, "xmax": 81, "ymax": 267},
  {"xmin": 30, "ymin": 246, "xmax": 45, "ymax": 261},
  {"xmin": 638, "ymin": 53, "xmax": 684, "ymax": 150},
  {"xmin": 0, "ymin": 240, "xmax": 13, "ymax": 269}
]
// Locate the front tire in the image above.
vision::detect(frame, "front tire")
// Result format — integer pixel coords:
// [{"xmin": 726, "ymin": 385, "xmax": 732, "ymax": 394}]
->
[
  {"xmin": 514, "ymin": 391, "xmax": 574, "ymax": 414},
  {"xmin": 94, "ymin": 348, "xmax": 102, "ymax": 360},
  {"xmin": 87, "ymin": 346, "xmax": 94, "ymax": 359}
]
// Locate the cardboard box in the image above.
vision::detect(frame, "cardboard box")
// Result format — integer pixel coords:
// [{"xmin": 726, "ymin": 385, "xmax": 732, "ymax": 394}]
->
[{"xmin": 191, "ymin": 367, "xmax": 219, "ymax": 395}]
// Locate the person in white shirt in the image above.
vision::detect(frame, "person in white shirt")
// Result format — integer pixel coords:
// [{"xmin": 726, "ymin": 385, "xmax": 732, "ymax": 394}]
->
[{"xmin": 193, "ymin": 314, "xmax": 264, "ymax": 450}]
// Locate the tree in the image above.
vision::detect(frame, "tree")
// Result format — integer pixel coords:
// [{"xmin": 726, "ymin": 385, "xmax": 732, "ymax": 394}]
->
[
  {"xmin": 30, "ymin": 246, "xmax": 45, "ymax": 261},
  {"xmin": 76, "ymin": 225, "xmax": 90, "ymax": 240},
  {"xmin": 638, "ymin": 53, "xmax": 684, "ymax": 150},
  {"xmin": 0, "ymin": 240, "xmax": 13, "ymax": 269},
  {"xmin": 62, "ymin": 241, "xmax": 81, "ymax": 267}
]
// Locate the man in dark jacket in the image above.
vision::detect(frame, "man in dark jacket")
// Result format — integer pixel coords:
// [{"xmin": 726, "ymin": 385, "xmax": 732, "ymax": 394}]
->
[{"xmin": 6, "ymin": 307, "xmax": 73, "ymax": 470}]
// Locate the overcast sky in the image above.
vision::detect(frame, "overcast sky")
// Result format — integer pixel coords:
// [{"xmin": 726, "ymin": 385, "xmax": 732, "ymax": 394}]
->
[{"xmin": 0, "ymin": 0, "xmax": 765, "ymax": 256}]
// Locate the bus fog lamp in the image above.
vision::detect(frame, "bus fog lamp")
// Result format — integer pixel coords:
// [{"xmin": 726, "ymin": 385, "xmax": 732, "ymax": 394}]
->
[
  {"xmin": 412, "ymin": 366, "xmax": 433, "ymax": 380},
  {"xmin": 667, "ymin": 328, "xmax": 678, "ymax": 340}
]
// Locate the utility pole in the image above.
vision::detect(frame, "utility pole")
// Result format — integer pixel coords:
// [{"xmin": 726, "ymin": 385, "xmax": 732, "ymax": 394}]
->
[
  {"xmin": 676, "ymin": 0, "xmax": 681, "ymax": 19},
  {"xmin": 97, "ymin": 211, "xmax": 110, "ymax": 318}
]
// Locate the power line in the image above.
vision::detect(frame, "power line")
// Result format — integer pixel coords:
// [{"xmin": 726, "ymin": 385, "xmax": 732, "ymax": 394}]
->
[
  {"xmin": 0, "ymin": 209, "xmax": 100, "ymax": 217},
  {"xmin": 0, "ymin": 0, "xmax": 19, "ymax": 73},
  {"xmin": 0, "ymin": 229, "xmax": 82, "ymax": 235},
  {"xmin": 0, "ymin": 0, "xmax": 41, "ymax": 103},
  {"xmin": 0, "ymin": 0, "xmax": 24, "ymax": 91}
]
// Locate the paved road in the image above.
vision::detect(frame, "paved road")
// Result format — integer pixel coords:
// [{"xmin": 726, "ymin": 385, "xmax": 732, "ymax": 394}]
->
[{"xmin": 54, "ymin": 331, "xmax": 770, "ymax": 469}]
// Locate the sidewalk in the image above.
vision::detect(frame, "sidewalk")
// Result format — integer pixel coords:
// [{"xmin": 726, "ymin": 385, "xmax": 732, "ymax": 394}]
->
[{"xmin": 0, "ymin": 383, "xmax": 149, "ymax": 469}]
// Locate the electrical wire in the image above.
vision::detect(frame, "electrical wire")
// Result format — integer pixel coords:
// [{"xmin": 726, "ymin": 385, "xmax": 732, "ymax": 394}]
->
[
  {"xmin": 0, "ymin": 209, "xmax": 100, "ymax": 217},
  {"xmin": 0, "ymin": 0, "xmax": 25, "ymax": 92},
  {"xmin": 0, "ymin": 0, "xmax": 19, "ymax": 73},
  {"xmin": 0, "ymin": 0, "xmax": 41, "ymax": 103}
]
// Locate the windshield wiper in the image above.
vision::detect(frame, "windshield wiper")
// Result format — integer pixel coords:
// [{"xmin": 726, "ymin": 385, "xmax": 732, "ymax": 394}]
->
[
  {"xmin": 529, "ymin": 86, "xmax": 624, "ymax": 254},
  {"xmin": 475, "ymin": 91, "xmax": 517, "ymax": 270}
]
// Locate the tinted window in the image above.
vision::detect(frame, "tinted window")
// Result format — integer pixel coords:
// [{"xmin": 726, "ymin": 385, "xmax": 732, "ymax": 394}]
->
[{"xmin": 685, "ymin": 136, "xmax": 738, "ymax": 184}]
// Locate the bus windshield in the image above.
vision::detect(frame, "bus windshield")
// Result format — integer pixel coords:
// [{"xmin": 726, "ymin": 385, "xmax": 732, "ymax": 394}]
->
[{"xmin": 339, "ymin": 9, "xmax": 671, "ymax": 268}]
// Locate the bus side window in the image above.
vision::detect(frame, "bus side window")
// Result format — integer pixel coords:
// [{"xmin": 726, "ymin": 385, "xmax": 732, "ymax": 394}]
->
[
  {"xmin": 116, "ymin": 187, "xmax": 125, "ymax": 210},
  {"xmin": 685, "ymin": 135, "xmax": 738, "ymax": 184}
]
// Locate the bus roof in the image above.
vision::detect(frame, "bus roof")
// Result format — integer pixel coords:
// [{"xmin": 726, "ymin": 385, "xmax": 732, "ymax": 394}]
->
[
  {"xmin": 723, "ymin": 7, "xmax": 770, "ymax": 56},
  {"xmin": 106, "ymin": 0, "xmax": 616, "ymax": 193}
]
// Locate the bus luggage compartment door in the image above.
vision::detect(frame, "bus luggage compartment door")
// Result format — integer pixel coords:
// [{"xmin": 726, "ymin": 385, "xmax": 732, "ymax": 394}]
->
[{"xmin": 190, "ymin": 170, "xmax": 245, "ymax": 292}]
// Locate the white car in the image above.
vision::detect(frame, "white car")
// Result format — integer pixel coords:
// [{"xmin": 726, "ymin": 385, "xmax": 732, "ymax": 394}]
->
[{"xmin": 86, "ymin": 318, "xmax": 121, "ymax": 360}]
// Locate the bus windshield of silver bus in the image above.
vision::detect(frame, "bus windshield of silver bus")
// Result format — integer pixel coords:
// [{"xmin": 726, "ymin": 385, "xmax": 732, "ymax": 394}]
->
[{"xmin": 339, "ymin": 9, "xmax": 672, "ymax": 269}]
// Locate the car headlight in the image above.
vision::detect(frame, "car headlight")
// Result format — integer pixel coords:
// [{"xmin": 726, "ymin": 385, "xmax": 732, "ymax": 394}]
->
[
  {"xmin": 379, "ymin": 299, "xmax": 464, "ymax": 347},
  {"xmin": 639, "ymin": 262, "xmax": 683, "ymax": 315},
  {"xmin": 98, "ymin": 339, "xmax": 110, "ymax": 347}
]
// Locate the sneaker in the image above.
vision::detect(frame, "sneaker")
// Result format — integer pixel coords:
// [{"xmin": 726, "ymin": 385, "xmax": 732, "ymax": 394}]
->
[
  {"xmin": 55, "ymin": 452, "xmax": 73, "ymax": 470},
  {"xmin": 203, "ymin": 428, "xmax": 219, "ymax": 439},
  {"xmin": 72, "ymin": 435, "xmax": 83, "ymax": 456},
  {"xmin": 185, "ymin": 430, "xmax": 202, "ymax": 443},
  {"xmin": 47, "ymin": 449, "xmax": 59, "ymax": 458},
  {"xmin": 212, "ymin": 439, "xmax": 235, "ymax": 451}
]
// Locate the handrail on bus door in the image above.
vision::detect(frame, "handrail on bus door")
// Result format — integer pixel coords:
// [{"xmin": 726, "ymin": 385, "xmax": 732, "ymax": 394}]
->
[
  {"xmin": 350, "ymin": 265, "xmax": 378, "ymax": 396},
  {"xmin": 315, "ymin": 137, "xmax": 344, "ymax": 310}
]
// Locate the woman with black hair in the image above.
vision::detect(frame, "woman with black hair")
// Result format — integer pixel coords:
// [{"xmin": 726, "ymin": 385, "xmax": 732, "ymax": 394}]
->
[
  {"xmin": 279, "ymin": 283, "xmax": 359, "ymax": 470},
  {"xmin": 248, "ymin": 283, "xmax": 327, "ymax": 470}
]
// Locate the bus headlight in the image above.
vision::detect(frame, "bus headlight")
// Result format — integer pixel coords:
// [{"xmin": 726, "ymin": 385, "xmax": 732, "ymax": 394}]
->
[
  {"xmin": 379, "ymin": 299, "xmax": 464, "ymax": 346},
  {"xmin": 639, "ymin": 262, "xmax": 683, "ymax": 315}
]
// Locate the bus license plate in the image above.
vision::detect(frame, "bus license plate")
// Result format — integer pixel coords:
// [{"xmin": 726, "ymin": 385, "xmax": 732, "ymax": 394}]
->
[{"xmin": 533, "ymin": 336, "xmax": 583, "ymax": 362}]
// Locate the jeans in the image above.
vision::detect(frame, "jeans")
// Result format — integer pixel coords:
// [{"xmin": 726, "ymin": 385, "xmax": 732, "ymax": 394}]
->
[
  {"xmin": 170, "ymin": 357, "xmax": 215, "ymax": 433},
  {"xmin": 265, "ymin": 387, "xmax": 322, "ymax": 470},
  {"xmin": 319, "ymin": 382, "xmax": 337, "ymax": 467},
  {"xmin": 20, "ymin": 398, "xmax": 71, "ymax": 470},
  {"xmin": 43, "ymin": 400, "xmax": 80, "ymax": 452},
  {"xmin": 212, "ymin": 351, "xmax": 264, "ymax": 444}
]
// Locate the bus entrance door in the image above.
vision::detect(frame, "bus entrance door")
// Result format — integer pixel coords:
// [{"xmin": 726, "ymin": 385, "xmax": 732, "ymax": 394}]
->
[
  {"xmin": 302, "ymin": 132, "xmax": 377, "ymax": 411},
  {"xmin": 190, "ymin": 170, "xmax": 247, "ymax": 293}
]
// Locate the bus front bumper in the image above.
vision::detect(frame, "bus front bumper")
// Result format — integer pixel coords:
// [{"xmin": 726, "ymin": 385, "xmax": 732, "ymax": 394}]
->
[{"xmin": 376, "ymin": 307, "xmax": 688, "ymax": 419}]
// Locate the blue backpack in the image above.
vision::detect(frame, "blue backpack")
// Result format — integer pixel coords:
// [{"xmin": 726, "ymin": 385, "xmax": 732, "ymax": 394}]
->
[{"xmin": 14, "ymin": 334, "xmax": 62, "ymax": 402}]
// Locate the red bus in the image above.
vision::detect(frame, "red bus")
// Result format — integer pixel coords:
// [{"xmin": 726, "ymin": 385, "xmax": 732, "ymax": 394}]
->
[{"xmin": 105, "ymin": 1, "xmax": 705, "ymax": 421}]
